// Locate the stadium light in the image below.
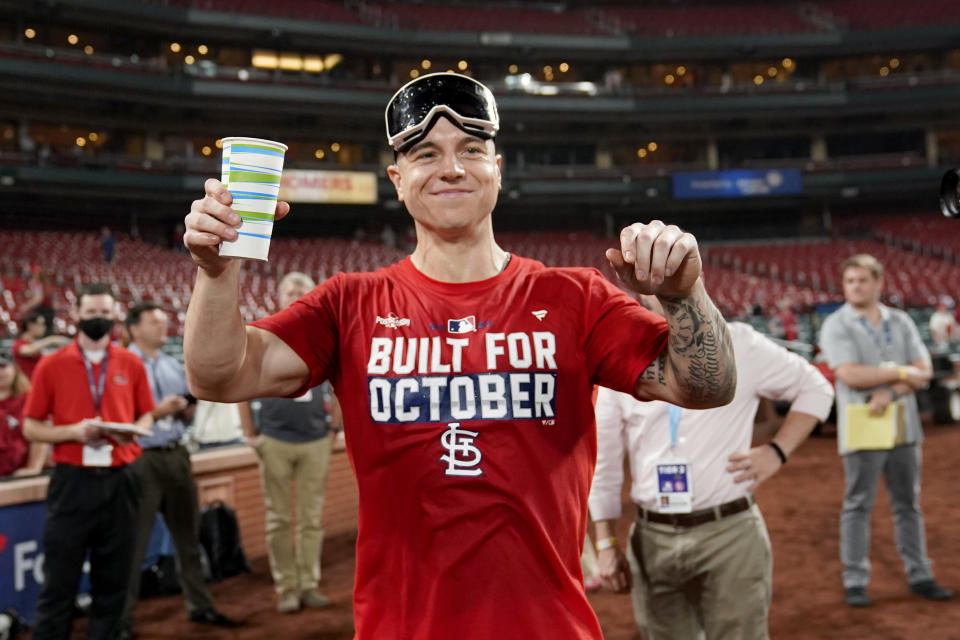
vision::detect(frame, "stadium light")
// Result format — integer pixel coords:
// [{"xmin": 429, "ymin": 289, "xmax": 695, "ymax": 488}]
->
[
  {"xmin": 889, "ymin": 58, "xmax": 900, "ymax": 69},
  {"xmin": 88, "ymin": 132, "xmax": 99, "ymax": 142},
  {"xmin": 252, "ymin": 50, "xmax": 278, "ymax": 69},
  {"xmin": 665, "ymin": 74, "xmax": 675, "ymax": 85},
  {"xmin": 458, "ymin": 60, "xmax": 468, "ymax": 71},
  {"xmin": 24, "ymin": 28, "xmax": 36, "ymax": 39},
  {"xmin": 508, "ymin": 64, "xmax": 518, "ymax": 74},
  {"xmin": 198, "ymin": 44, "xmax": 209, "ymax": 55},
  {"xmin": 314, "ymin": 149, "xmax": 325, "ymax": 159},
  {"xmin": 421, "ymin": 59, "xmax": 432, "ymax": 70},
  {"xmin": 331, "ymin": 142, "xmax": 341, "ymax": 152},
  {"xmin": 67, "ymin": 34, "xmax": 79, "ymax": 45},
  {"xmin": 170, "ymin": 42, "xmax": 181, "ymax": 53},
  {"xmin": 559, "ymin": 62, "xmax": 569, "ymax": 73},
  {"xmin": 782, "ymin": 58, "xmax": 794, "ymax": 69},
  {"xmin": 75, "ymin": 137, "xmax": 86, "ymax": 147}
]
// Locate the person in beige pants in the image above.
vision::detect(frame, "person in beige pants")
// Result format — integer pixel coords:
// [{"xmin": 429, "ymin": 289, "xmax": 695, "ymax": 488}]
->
[{"xmin": 239, "ymin": 272, "xmax": 342, "ymax": 613}]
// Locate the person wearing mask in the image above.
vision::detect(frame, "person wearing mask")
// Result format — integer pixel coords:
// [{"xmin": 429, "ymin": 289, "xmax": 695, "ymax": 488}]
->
[{"xmin": 23, "ymin": 283, "xmax": 154, "ymax": 640}]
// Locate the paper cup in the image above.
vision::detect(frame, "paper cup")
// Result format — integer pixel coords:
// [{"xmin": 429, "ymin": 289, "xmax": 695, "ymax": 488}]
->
[{"xmin": 218, "ymin": 136, "xmax": 288, "ymax": 261}]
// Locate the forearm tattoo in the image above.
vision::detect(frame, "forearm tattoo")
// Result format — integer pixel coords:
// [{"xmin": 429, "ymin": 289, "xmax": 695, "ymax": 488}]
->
[{"xmin": 653, "ymin": 292, "xmax": 736, "ymax": 406}]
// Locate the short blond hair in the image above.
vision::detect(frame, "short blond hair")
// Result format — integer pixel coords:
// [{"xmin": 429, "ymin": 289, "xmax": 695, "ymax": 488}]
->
[
  {"xmin": 841, "ymin": 254, "xmax": 883, "ymax": 280},
  {"xmin": 278, "ymin": 271, "xmax": 315, "ymax": 294}
]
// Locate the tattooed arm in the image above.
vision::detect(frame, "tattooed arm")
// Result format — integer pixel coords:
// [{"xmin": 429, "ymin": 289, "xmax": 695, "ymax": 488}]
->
[{"xmin": 606, "ymin": 221, "xmax": 737, "ymax": 409}]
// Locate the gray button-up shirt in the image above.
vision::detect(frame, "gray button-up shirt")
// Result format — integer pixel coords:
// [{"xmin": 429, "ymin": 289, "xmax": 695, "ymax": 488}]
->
[
  {"xmin": 819, "ymin": 303, "xmax": 929, "ymax": 454},
  {"xmin": 128, "ymin": 342, "xmax": 188, "ymax": 448}
]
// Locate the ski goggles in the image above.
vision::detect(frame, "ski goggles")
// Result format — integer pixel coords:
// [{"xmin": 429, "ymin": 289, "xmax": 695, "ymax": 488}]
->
[{"xmin": 385, "ymin": 72, "xmax": 499, "ymax": 152}]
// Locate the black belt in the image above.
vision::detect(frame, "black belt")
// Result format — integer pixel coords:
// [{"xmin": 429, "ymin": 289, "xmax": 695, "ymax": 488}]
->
[
  {"xmin": 637, "ymin": 495, "xmax": 754, "ymax": 528},
  {"xmin": 144, "ymin": 442, "xmax": 183, "ymax": 452}
]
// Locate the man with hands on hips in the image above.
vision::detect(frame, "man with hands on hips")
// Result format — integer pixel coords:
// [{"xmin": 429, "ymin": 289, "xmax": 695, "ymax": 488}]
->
[
  {"xmin": 589, "ymin": 295, "xmax": 834, "ymax": 640},
  {"xmin": 180, "ymin": 72, "xmax": 736, "ymax": 640}
]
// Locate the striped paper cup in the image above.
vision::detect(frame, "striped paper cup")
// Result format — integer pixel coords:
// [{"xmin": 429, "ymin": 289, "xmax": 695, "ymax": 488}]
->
[{"xmin": 219, "ymin": 136, "xmax": 288, "ymax": 261}]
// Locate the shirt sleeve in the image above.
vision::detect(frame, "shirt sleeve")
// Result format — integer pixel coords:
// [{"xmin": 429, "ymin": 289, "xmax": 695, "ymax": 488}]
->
[
  {"xmin": 588, "ymin": 386, "xmax": 628, "ymax": 522},
  {"xmin": 130, "ymin": 358, "xmax": 156, "ymax": 418},
  {"xmin": 583, "ymin": 271, "xmax": 668, "ymax": 395},
  {"xmin": 249, "ymin": 275, "xmax": 341, "ymax": 392},
  {"xmin": 23, "ymin": 358, "xmax": 54, "ymax": 420},
  {"xmin": 899, "ymin": 311, "xmax": 930, "ymax": 365},
  {"xmin": 818, "ymin": 313, "xmax": 859, "ymax": 369},
  {"xmin": 746, "ymin": 325, "xmax": 835, "ymax": 422}
]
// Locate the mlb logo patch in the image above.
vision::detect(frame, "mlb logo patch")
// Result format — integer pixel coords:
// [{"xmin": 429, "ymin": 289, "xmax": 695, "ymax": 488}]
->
[{"xmin": 447, "ymin": 316, "xmax": 477, "ymax": 334}]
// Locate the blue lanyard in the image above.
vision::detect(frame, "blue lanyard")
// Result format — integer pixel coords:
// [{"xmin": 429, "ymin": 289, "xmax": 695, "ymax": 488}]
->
[
  {"xmin": 667, "ymin": 404, "xmax": 682, "ymax": 450},
  {"xmin": 857, "ymin": 315, "xmax": 892, "ymax": 350},
  {"xmin": 82, "ymin": 351, "xmax": 109, "ymax": 413}
]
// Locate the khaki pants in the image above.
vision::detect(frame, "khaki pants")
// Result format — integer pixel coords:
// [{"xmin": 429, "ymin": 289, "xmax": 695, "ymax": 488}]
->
[
  {"xmin": 255, "ymin": 435, "xmax": 333, "ymax": 594},
  {"xmin": 627, "ymin": 504, "xmax": 772, "ymax": 640}
]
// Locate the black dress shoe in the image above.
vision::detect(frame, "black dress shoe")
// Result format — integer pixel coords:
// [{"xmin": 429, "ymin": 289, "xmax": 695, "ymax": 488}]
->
[
  {"xmin": 188, "ymin": 608, "xmax": 240, "ymax": 627},
  {"xmin": 844, "ymin": 586, "xmax": 871, "ymax": 607},
  {"xmin": 909, "ymin": 580, "xmax": 954, "ymax": 601}
]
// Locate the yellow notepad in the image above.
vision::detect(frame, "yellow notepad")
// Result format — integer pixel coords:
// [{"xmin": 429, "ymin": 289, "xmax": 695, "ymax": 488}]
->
[{"xmin": 844, "ymin": 402, "xmax": 905, "ymax": 451}]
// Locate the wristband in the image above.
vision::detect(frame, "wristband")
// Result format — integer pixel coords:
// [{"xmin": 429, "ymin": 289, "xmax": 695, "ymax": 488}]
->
[
  {"xmin": 595, "ymin": 537, "xmax": 618, "ymax": 551},
  {"xmin": 768, "ymin": 442, "xmax": 787, "ymax": 465},
  {"xmin": 898, "ymin": 367, "xmax": 908, "ymax": 381}
]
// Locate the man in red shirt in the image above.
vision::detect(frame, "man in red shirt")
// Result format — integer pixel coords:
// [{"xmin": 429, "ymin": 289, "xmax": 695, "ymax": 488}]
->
[
  {"xmin": 23, "ymin": 283, "xmax": 154, "ymax": 640},
  {"xmin": 180, "ymin": 73, "xmax": 737, "ymax": 639}
]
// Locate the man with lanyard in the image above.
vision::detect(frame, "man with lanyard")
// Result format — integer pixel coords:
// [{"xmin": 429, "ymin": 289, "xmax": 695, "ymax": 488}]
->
[
  {"xmin": 23, "ymin": 283, "xmax": 154, "ymax": 640},
  {"xmin": 819, "ymin": 254, "xmax": 953, "ymax": 606},
  {"xmin": 179, "ymin": 72, "xmax": 737, "ymax": 639},
  {"xmin": 120, "ymin": 302, "xmax": 237, "ymax": 638},
  {"xmin": 589, "ymin": 295, "xmax": 834, "ymax": 639}
]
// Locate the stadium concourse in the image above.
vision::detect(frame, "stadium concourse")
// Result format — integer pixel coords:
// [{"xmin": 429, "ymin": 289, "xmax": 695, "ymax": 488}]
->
[{"xmin": 51, "ymin": 418, "xmax": 960, "ymax": 640}]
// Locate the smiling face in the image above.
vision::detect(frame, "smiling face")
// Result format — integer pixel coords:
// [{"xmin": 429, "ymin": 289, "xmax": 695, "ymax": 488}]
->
[{"xmin": 387, "ymin": 117, "xmax": 502, "ymax": 238}]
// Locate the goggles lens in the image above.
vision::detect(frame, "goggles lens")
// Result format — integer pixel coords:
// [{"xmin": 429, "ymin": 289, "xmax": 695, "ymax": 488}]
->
[{"xmin": 385, "ymin": 72, "xmax": 499, "ymax": 151}]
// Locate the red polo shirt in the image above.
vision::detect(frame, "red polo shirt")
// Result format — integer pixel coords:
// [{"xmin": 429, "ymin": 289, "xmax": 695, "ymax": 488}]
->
[
  {"xmin": 12, "ymin": 337, "xmax": 41, "ymax": 379},
  {"xmin": 24, "ymin": 341, "xmax": 153, "ymax": 467}
]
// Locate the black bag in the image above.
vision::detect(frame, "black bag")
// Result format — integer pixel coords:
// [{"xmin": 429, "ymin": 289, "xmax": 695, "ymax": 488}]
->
[
  {"xmin": 139, "ymin": 554, "xmax": 182, "ymax": 598},
  {"xmin": 198, "ymin": 500, "xmax": 251, "ymax": 582}
]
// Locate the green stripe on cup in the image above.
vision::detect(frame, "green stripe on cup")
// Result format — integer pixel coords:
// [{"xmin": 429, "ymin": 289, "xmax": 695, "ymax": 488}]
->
[
  {"xmin": 236, "ymin": 210, "xmax": 276, "ymax": 221},
  {"xmin": 241, "ymin": 144, "xmax": 285, "ymax": 152},
  {"xmin": 229, "ymin": 170, "xmax": 281, "ymax": 184}
]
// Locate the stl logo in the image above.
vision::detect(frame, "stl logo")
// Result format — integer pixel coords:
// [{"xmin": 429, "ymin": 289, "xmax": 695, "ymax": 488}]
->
[
  {"xmin": 376, "ymin": 313, "xmax": 411, "ymax": 330},
  {"xmin": 440, "ymin": 423, "xmax": 483, "ymax": 477}
]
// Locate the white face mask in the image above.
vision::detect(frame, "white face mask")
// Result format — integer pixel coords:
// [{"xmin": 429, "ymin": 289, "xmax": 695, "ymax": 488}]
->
[{"xmin": 83, "ymin": 349, "xmax": 106, "ymax": 364}]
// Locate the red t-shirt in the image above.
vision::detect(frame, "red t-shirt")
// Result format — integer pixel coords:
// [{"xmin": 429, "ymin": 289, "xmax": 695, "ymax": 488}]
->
[
  {"xmin": 12, "ymin": 337, "xmax": 41, "ymax": 379},
  {"xmin": 252, "ymin": 256, "xmax": 668, "ymax": 640},
  {"xmin": 0, "ymin": 395, "xmax": 28, "ymax": 476},
  {"xmin": 23, "ymin": 341, "xmax": 153, "ymax": 467}
]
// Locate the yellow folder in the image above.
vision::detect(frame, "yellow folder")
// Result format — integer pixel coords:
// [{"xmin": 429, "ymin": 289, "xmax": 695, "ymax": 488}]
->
[{"xmin": 844, "ymin": 402, "xmax": 906, "ymax": 451}]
